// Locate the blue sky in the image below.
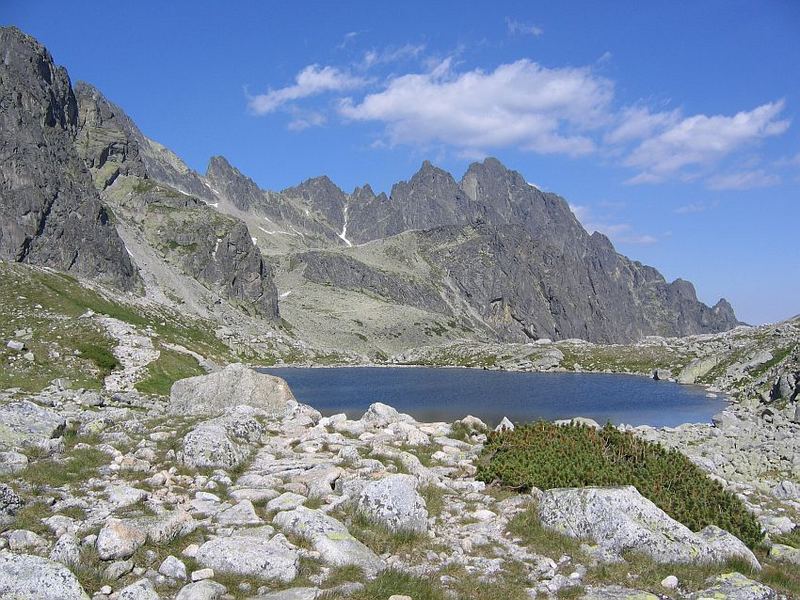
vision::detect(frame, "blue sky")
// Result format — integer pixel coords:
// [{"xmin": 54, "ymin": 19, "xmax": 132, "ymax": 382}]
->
[{"xmin": 6, "ymin": 1, "xmax": 800, "ymax": 325}]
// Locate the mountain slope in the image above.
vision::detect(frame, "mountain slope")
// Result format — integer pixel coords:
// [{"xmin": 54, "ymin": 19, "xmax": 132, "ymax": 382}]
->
[{"xmin": 0, "ymin": 27, "xmax": 138, "ymax": 291}]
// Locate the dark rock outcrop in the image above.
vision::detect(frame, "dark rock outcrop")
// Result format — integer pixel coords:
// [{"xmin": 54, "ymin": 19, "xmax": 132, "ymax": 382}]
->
[
  {"xmin": 73, "ymin": 87, "xmax": 279, "ymax": 319},
  {"xmin": 296, "ymin": 251, "xmax": 451, "ymax": 315},
  {"xmin": 0, "ymin": 27, "xmax": 138, "ymax": 290}
]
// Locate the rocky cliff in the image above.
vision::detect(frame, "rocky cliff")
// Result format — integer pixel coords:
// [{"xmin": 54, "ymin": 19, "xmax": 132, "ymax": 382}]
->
[
  {"xmin": 0, "ymin": 27, "xmax": 138, "ymax": 290},
  {"xmin": 72, "ymin": 83, "xmax": 280, "ymax": 319}
]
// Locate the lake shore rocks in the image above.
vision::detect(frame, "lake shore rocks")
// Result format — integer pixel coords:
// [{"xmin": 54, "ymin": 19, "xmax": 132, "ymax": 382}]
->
[
  {"xmin": 168, "ymin": 363, "xmax": 296, "ymax": 417},
  {"xmin": 0, "ymin": 357, "xmax": 794, "ymax": 599},
  {"xmin": 538, "ymin": 486, "xmax": 759, "ymax": 568}
]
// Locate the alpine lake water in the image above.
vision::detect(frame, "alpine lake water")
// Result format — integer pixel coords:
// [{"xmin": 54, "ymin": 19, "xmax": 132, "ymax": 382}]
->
[{"xmin": 258, "ymin": 367, "xmax": 727, "ymax": 428}]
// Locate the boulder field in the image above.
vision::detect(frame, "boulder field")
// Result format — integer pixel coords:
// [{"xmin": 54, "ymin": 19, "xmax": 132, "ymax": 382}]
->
[{"xmin": 0, "ymin": 364, "xmax": 794, "ymax": 599}]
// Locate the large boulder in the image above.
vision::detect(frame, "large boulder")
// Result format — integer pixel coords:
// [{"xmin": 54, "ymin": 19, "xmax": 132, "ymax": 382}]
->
[
  {"xmin": 687, "ymin": 572, "xmax": 776, "ymax": 600},
  {"xmin": 357, "ymin": 474, "xmax": 428, "ymax": 534},
  {"xmin": 538, "ymin": 486, "xmax": 759, "ymax": 568},
  {"xmin": 274, "ymin": 506, "xmax": 384, "ymax": 576},
  {"xmin": 0, "ymin": 483, "xmax": 23, "ymax": 526},
  {"xmin": 180, "ymin": 406, "xmax": 264, "ymax": 470},
  {"xmin": 96, "ymin": 518, "xmax": 147, "ymax": 560},
  {"xmin": 169, "ymin": 364, "xmax": 295, "ymax": 417},
  {"xmin": 0, "ymin": 401, "xmax": 66, "ymax": 451},
  {"xmin": 195, "ymin": 534, "xmax": 299, "ymax": 582},
  {"xmin": 0, "ymin": 551, "xmax": 90, "ymax": 599}
]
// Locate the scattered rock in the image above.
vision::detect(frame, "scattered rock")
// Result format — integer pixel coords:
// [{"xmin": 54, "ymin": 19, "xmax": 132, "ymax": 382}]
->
[
  {"xmin": 169, "ymin": 364, "xmax": 295, "ymax": 417},
  {"xmin": 687, "ymin": 572, "xmax": 776, "ymax": 600},
  {"xmin": 538, "ymin": 486, "xmax": 757, "ymax": 566},
  {"xmin": 357, "ymin": 474, "xmax": 428, "ymax": 534},
  {"xmin": 0, "ymin": 552, "xmax": 89, "ymax": 600},
  {"xmin": 96, "ymin": 518, "xmax": 147, "ymax": 560},
  {"xmin": 195, "ymin": 534, "xmax": 299, "ymax": 582}
]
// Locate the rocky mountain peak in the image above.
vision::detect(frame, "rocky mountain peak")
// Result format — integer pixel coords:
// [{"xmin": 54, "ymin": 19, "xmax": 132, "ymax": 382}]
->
[
  {"xmin": 0, "ymin": 26, "xmax": 139, "ymax": 291},
  {"xmin": 205, "ymin": 155, "xmax": 264, "ymax": 211}
]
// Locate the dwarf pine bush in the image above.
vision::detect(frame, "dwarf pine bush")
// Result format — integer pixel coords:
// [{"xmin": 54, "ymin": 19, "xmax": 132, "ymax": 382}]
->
[{"xmin": 476, "ymin": 421, "xmax": 763, "ymax": 548}]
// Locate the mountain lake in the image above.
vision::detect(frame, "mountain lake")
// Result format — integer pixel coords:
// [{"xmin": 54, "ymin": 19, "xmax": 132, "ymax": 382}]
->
[{"xmin": 258, "ymin": 367, "xmax": 726, "ymax": 427}]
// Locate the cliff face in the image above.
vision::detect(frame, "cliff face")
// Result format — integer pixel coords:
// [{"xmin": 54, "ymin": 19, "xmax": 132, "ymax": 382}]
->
[
  {"xmin": 0, "ymin": 28, "xmax": 138, "ymax": 290},
  {"xmin": 72, "ymin": 86, "xmax": 280, "ymax": 320}
]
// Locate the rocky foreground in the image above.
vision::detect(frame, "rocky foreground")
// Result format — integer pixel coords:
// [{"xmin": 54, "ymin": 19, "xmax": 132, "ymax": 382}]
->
[{"xmin": 0, "ymin": 359, "xmax": 798, "ymax": 600}]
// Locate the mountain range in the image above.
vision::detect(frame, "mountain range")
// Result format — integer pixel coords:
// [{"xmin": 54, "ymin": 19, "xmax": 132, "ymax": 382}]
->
[{"xmin": 0, "ymin": 26, "xmax": 740, "ymax": 357}]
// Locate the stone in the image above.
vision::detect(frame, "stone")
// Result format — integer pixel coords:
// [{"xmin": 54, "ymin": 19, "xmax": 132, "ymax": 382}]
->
[
  {"xmin": 6, "ymin": 340, "xmax": 25, "ymax": 351},
  {"xmin": 538, "ymin": 486, "xmax": 757, "ymax": 566},
  {"xmin": 142, "ymin": 508, "xmax": 196, "ymax": 545},
  {"xmin": 0, "ymin": 552, "xmax": 89, "ymax": 599},
  {"xmin": 50, "ymin": 532, "xmax": 81, "ymax": 566},
  {"xmin": 495, "ymin": 416, "xmax": 514, "ymax": 432},
  {"xmin": 266, "ymin": 492, "xmax": 308, "ymax": 512},
  {"xmin": 195, "ymin": 534, "xmax": 299, "ymax": 582},
  {"xmin": 580, "ymin": 585, "xmax": 659, "ymax": 599},
  {"xmin": 273, "ymin": 507, "xmax": 384, "ymax": 575},
  {"xmin": 771, "ymin": 480, "xmax": 799, "ymax": 500},
  {"xmin": 660, "ymin": 575, "xmax": 678, "ymax": 589},
  {"xmin": 5, "ymin": 529, "xmax": 47, "ymax": 551},
  {"xmin": 360, "ymin": 402, "xmax": 408, "ymax": 427},
  {"xmin": 768, "ymin": 543, "xmax": 800, "ymax": 565},
  {"xmin": 687, "ymin": 572, "xmax": 776, "ymax": 600},
  {"xmin": 107, "ymin": 484, "xmax": 149, "ymax": 508},
  {"xmin": 96, "ymin": 518, "xmax": 147, "ymax": 560},
  {"xmin": 0, "ymin": 450, "xmax": 28, "ymax": 474},
  {"xmin": 115, "ymin": 578, "xmax": 161, "ymax": 600},
  {"xmin": 169, "ymin": 364, "xmax": 294, "ymax": 417},
  {"xmin": 357, "ymin": 474, "xmax": 428, "ymax": 534},
  {"xmin": 191, "ymin": 568, "xmax": 215, "ymax": 582},
  {"xmin": 653, "ymin": 368, "xmax": 671, "ymax": 381},
  {"xmin": 159, "ymin": 555, "xmax": 188, "ymax": 580},
  {"xmin": 181, "ymin": 407, "xmax": 263, "ymax": 470},
  {"xmin": 0, "ymin": 401, "xmax": 66, "ymax": 451},
  {"xmin": 104, "ymin": 559, "xmax": 134, "ymax": 580},
  {"xmin": 0, "ymin": 483, "xmax": 23, "ymax": 525},
  {"xmin": 215, "ymin": 499, "xmax": 263, "ymax": 526},
  {"xmin": 175, "ymin": 580, "xmax": 227, "ymax": 600},
  {"xmin": 388, "ymin": 596, "xmax": 412, "ymax": 600},
  {"xmin": 256, "ymin": 589, "xmax": 320, "ymax": 600}
]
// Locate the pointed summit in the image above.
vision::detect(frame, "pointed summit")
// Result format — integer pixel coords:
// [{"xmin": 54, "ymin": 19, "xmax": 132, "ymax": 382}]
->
[{"xmin": 205, "ymin": 155, "xmax": 265, "ymax": 211}]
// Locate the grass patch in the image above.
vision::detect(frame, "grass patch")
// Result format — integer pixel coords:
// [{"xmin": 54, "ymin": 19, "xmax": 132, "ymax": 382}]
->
[
  {"xmin": 477, "ymin": 421, "xmax": 763, "ymax": 548},
  {"xmin": 420, "ymin": 484, "xmax": 446, "ymax": 517},
  {"xmin": 507, "ymin": 502, "xmax": 585, "ymax": 558},
  {"xmin": 134, "ymin": 347, "xmax": 204, "ymax": 396},
  {"xmin": 8, "ymin": 446, "xmax": 108, "ymax": 490},
  {"xmin": 345, "ymin": 568, "xmax": 444, "ymax": 600},
  {"xmin": 773, "ymin": 527, "xmax": 800, "ymax": 549},
  {"xmin": 76, "ymin": 342, "xmax": 119, "ymax": 375}
]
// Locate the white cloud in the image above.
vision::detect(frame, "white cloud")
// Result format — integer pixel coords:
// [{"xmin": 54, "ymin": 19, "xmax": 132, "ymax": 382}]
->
[
  {"xmin": 287, "ymin": 110, "xmax": 327, "ymax": 131},
  {"xmin": 707, "ymin": 169, "xmax": 780, "ymax": 190},
  {"xmin": 339, "ymin": 58, "xmax": 613, "ymax": 156},
  {"xmin": 622, "ymin": 101, "xmax": 790, "ymax": 183},
  {"xmin": 674, "ymin": 202, "xmax": 710, "ymax": 214},
  {"xmin": 248, "ymin": 65, "xmax": 366, "ymax": 115},
  {"xmin": 337, "ymin": 31, "xmax": 359, "ymax": 49},
  {"xmin": 506, "ymin": 17, "xmax": 543, "ymax": 37},
  {"xmin": 605, "ymin": 106, "xmax": 680, "ymax": 145},
  {"xmin": 361, "ymin": 44, "xmax": 425, "ymax": 69}
]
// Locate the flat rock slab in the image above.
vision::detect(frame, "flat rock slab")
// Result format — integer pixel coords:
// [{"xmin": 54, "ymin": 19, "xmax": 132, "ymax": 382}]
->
[
  {"xmin": 169, "ymin": 363, "xmax": 295, "ymax": 417},
  {"xmin": 687, "ymin": 572, "xmax": 776, "ymax": 600},
  {"xmin": 580, "ymin": 585, "xmax": 659, "ymax": 599},
  {"xmin": 274, "ymin": 506, "xmax": 384, "ymax": 576},
  {"xmin": 0, "ymin": 401, "xmax": 65, "ymax": 450},
  {"xmin": 538, "ymin": 486, "xmax": 758, "ymax": 567},
  {"xmin": 357, "ymin": 474, "xmax": 428, "ymax": 534},
  {"xmin": 0, "ymin": 552, "xmax": 90, "ymax": 600},
  {"xmin": 195, "ymin": 534, "xmax": 299, "ymax": 582}
]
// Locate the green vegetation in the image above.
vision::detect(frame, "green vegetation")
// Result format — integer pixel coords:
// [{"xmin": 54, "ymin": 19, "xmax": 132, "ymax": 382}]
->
[
  {"xmin": 477, "ymin": 421, "xmax": 763, "ymax": 548},
  {"xmin": 8, "ymin": 445, "xmax": 108, "ymax": 490},
  {"xmin": 135, "ymin": 346, "xmax": 204, "ymax": 395},
  {"xmin": 773, "ymin": 527, "xmax": 800, "ymax": 549},
  {"xmin": 344, "ymin": 568, "xmax": 443, "ymax": 600},
  {"xmin": 0, "ymin": 261, "xmax": 236, "ymax": 393},
  {"xmin": 76, "ymin": 342, "xmax": 119, "ymax": 376}
]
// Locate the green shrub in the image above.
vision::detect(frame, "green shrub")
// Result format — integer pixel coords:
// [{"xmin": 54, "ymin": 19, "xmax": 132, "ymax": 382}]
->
[
  {"xmin": 476, "ymin": 421, "xmax": 763, "ymax": 548},
  {"xmin": 76, "ymin": 342, "xmax": 119, "ymax": 374}
]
